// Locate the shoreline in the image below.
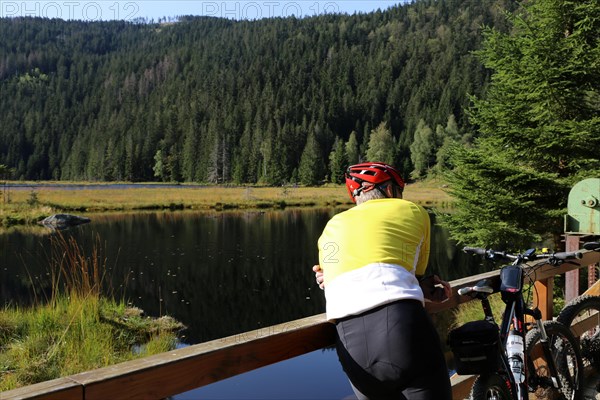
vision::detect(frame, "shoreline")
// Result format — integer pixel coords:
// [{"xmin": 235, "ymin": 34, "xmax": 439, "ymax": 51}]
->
[{"xmin": 0, "ymin": 181, "xmax": 453, "ymax": 229}]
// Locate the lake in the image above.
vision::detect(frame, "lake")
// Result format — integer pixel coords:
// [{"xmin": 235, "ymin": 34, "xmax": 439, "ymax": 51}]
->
[{"xmin": 0, "ymin": 207, "xmax": 483, "ymax": 398}]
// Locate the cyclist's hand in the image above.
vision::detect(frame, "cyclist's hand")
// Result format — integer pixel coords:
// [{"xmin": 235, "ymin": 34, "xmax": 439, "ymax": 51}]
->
[
  {"xmin": 434, "ymin": 276, "xmax": 452, "ymax": 301},
  {"xmin": 313, "ymin": 264, "xmax": 325, "ymax": 290},
  {"xmin": 420, "ymin": 274, "xmax": 451, "ymax": 303}
]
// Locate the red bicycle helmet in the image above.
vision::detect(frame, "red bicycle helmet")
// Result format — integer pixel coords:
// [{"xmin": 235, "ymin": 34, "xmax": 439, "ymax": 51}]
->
[{"xmin": 345, "ymin": 162, "xmax": 405, "ymax": 203}]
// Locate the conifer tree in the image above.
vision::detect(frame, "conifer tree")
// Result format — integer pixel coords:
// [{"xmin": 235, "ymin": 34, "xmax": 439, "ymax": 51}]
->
[
  {"xmin": 359, "ymin": 121, "xmax": 371, "ymax": 162},
  {"xmin": 298, "ymin": 132, "xmax": 325, "ymax": 186},
  {"xmin": 442, "ymin": 0, "xmax": 600, "ymax": 248},
  {"xmin": 181, "ymin": 121, "xmax": 198, "ymax": 182},
  {"xmin": 328, "ymin": 136, "xmax": 347, "ymax": 184},
  {"xmin": 434, "ymin": 114, "xmax": 461, "ymax": 175},
  {"xmin": 345, "ymin": 131, "xmax": 359, "ymax": 166},
  {"xmin": 409, "ymin": 119, "xmax": 434, "ymax": 179},
  {"xmin": 366, "ymin": 122, "xmax": 395, "ymax": 165},
  {"xmin": 152, "ymin": 149, "xmax": 166, "ymax": 182},
  {"xmin": 232, "ymin": 122, "xmax": 253, "ymax": 184},
  {"xmin": 0, "ymin": 164, "xmax": 12, "ymax": 180}
]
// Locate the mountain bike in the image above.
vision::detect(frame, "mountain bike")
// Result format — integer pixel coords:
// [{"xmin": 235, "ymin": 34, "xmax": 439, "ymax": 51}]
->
[
  {"xmin": 557, "ymin": 241, "xmax": 600, "ymax": 370},
  {"xmin": 448, "ymin": 247, "xmax": 584, "ymax": 400}
]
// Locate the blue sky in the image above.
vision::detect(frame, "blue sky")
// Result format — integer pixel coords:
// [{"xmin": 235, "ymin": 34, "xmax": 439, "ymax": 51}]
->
[{"xmin": 1, "ymin": 1, "xmax": 410, "ymax": 21}]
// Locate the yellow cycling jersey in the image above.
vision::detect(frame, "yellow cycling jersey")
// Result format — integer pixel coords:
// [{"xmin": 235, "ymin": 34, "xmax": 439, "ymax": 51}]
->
[{"xmin": 318, "ymin": 198, "xmax": 430, "ymax": 285}]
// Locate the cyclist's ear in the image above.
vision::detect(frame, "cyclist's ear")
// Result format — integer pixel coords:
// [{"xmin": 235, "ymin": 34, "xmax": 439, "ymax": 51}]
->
[{"xmin": 386, "ymin": 184, "xmax": 403, "ymax": 199}]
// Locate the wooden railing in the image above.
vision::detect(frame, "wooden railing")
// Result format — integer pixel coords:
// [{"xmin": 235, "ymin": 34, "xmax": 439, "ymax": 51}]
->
[{"xmin": 3, "ymin": 250, "xmax": 599, "ymax": 400}]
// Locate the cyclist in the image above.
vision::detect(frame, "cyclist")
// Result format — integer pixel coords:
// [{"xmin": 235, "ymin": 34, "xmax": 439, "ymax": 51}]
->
[{"xmin": 313, "ymin": 162, "xmax": 452, "ymax": 400}]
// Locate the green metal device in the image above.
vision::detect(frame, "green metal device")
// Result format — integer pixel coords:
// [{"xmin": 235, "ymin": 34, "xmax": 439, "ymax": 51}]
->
[{"xmin": 564, "ymin": 178, "xmax": 600, "ymax": 234}]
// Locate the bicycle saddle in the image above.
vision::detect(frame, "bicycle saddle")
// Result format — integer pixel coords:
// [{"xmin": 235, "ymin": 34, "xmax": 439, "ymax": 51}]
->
[{"xmin": 458, "ymin": 279, "xmax": 495, "ymax": 296}]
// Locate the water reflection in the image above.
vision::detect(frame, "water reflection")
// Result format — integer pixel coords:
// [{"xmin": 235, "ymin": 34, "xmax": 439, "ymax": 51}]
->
[
  {"xmin": 0, "ymin": 208, "xmax": 483, "ymax": 345},
  {"xmin": 181, "ymin": 348, "xmax": 355, "ymax": 400}
]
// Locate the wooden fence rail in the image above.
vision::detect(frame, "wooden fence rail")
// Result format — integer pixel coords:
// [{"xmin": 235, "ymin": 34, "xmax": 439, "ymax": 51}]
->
[{"xmin": 3, "ymin": 250, "xmax": 599, "ymax": 400}]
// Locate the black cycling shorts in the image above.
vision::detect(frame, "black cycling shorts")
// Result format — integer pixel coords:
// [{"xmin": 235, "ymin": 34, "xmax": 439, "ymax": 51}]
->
[{"xmin": 335, "ymin": 300, "xmax": 452, "ymax": 400}]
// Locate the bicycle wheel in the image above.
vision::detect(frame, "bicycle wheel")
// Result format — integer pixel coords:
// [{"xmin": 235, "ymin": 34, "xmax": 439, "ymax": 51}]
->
[
  {"xmin": 525, "ymin": 320, "xmax": 583, "ymax": 400},
  {"xmin": 557, "ymin": 294, "xmax": 600, "ymax": 369},
  {"xmin": 470, "ymin": 373, "xmax": 513, "ymax": 400}
]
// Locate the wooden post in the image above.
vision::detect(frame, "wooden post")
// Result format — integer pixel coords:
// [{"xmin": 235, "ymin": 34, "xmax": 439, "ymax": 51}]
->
[
  {"xmin": 588, "ymin": 263, "xmax": 598, "ymax": 288},
  {"xmin": 565, "ymin": 234, "xmax": 580, "ymax": 302},
  {"xmin": 534, "ymin": 278, "xmax": 553, "ymax": 321}
]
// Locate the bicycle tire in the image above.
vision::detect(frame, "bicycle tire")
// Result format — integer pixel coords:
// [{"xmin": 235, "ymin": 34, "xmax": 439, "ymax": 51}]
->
[
  {"xmin": 525, "ymin": 320, "xmax": 584, "ymax": 400},
  {"xmin": 470, "ymin": 373, "xmax": 513, "ymax": 400},
  {"xmin": 557, "ymin": 294, "xmax": 600, "ymax": 369}
]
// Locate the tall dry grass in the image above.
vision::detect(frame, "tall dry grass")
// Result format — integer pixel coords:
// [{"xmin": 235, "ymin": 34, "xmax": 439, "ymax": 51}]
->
[
  {"xmin": 0, "ymin": 231, "xmax": 182, "ymax": 391},
  {"xmin": 48, "ymin": 232, "xmax": 105, "ymax": 301}
]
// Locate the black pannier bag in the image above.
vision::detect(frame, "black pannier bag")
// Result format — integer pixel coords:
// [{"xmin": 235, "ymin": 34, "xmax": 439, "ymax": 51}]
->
[{"xmin": 447, "ymin": 320, "xmax": 500, "ymax": 375}]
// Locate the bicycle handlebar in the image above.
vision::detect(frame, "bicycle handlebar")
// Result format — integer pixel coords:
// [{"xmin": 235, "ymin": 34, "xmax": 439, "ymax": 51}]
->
[
  {"xmin": 462, "ymin": 247, "xmax": 488, "ymax": 256},
  {"xmin": 584, "ymin": 242, "xmax": 600, "ymax": 252},
  {"xmin": 462, "ymin": 247, "xmax": 582, "ymax": 263},
  {"xmin": 552, "ymin": 251, "xmax": 583, "ymax": 260},
  {"xmin": 462, "ymin": 247, "xmax": 516, "ymax": 260}
]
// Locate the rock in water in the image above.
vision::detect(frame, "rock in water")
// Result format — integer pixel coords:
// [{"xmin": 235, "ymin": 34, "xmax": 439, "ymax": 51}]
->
[{"xmin": 40, "ymin": 214, "xmax": 91, "ymax": 229}]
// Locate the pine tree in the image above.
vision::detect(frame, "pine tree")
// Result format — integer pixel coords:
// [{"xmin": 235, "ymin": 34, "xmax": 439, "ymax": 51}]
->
[
  {"xmin": 232, "ymin": 122, "xmax": 252, "ymax": 184},
  {"xmin": 442, "ymin": 0, "xmax": 600, "ymax": 248},
  {"xmin": 181, "ymin": 121, "xmax": 198, "ymax": 182},
  {"xmin": 434, "ymin": 114, "xmax": 461, "ymax": 175},
  {"xmin": 152, "ymin": 149, "xmax": 166, "ymax": 182},
  {"xmin": 345, "ymin": 131, "xmax": 359, "ymax": 165},
  {"xmin": 366, "ymin": 122, "xmax": 395, "ymax": 165},
  {"xmin": 298, "ymin": 132, "xmax": 325, "ymax": 186},
  {"xmin": 409, "ymin": 119, "xmax": 434, "ymax": 178},
  {"xmin": 328, "ymin": 136, "xmax": 347, "ymax": 184},
  {"xmin": 359, "ymin": 121, "xmax": 371, "ymax": 162}
]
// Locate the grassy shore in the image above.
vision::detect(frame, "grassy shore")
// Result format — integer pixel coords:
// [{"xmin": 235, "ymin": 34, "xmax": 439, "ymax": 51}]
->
[
  {"xmin": 0, "ymin": 233, "xmax": 184, "ymax": 391},
  {"xmin": 0, "ymin": 180, "xmax": 453, "ymax": 228},
  {"xmin": 0, "ymin": 297, "xmax": 182, "ymax": 391}
]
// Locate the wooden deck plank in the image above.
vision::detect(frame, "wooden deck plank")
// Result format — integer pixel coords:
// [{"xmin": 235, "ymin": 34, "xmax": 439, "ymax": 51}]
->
[
  {"xmin": 70, "ymin": 314, "xmax": 335, "ymax": 400},
  {"xmin": 450, "ymin": 373, "xmax": 475, "ymax": 400},
  {"xmin": 0, "ymin": 378, "xmax": 82, "ymax": 400},
  {"xmin": 570, "ymin": 311, "xmax": 599, "ymax": 337},
  {"xmin": 584, "ymin": 278, "xmax": 600, "ymax": 296}
]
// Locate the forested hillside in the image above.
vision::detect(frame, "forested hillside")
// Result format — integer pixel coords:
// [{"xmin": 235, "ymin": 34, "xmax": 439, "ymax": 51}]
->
[{"xmin": 0, "ymin": 0, "xmax": 513, "ymax": 183}]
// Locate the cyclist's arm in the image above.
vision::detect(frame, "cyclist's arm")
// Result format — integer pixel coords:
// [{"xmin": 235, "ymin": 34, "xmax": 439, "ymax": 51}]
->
[{"xmin": 415, "ymin": 205, "xmax": 431, "ymax": 276}]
